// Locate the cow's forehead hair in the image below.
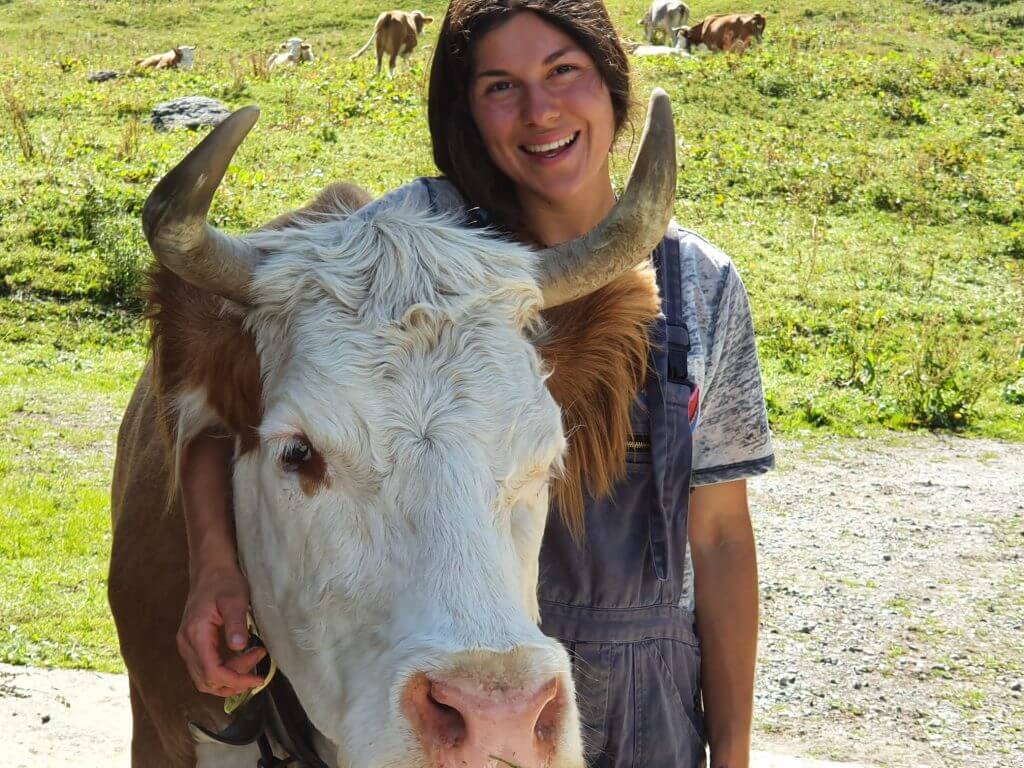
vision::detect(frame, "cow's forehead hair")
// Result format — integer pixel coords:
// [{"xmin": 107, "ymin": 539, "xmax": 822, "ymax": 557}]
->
[
  {"xmin": 240, "ymin": 201, "xmax": 554, "ymax": 465},
  {"xmin": 243, "ymin": 201, "xmax": 541, "ymax": 338}
]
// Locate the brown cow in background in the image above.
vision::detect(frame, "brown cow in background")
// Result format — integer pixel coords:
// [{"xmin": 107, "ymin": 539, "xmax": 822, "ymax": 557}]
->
[
  {"xmin": 134, "ymin": 45, "xmax": 196, "ymax": 70},
  {"xmin": 678, "ymin": 12, "xmax": 766, "ymax": 54},
  {"xmin": 350, "ymin": 9, "xmax": 433, "ymax": 76}
]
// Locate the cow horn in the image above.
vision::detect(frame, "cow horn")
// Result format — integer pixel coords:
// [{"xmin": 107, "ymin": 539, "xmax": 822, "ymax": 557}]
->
[
  {"xmin": 142, "ymin": 106, "xmax": 262, "ymax": 304},
  {"xmin": 536, "ymin": 88, "xmax": 676, "ymax": 309}
]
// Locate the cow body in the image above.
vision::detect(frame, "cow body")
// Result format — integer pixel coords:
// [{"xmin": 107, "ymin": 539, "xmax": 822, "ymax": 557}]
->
[
  {"xmin": 350, "ymin": 10, "xmax": 433, "ymax": 77},
  {"xmin": 134, "ymin": 45, "xmax": 196, "ymax": 70},
  {"xmin": 680, "ymin": 12, "xmax": 766, "ymax": 53},
  {"xmin": 267, "ymin": 38, "xmax": 314, "ymax": 71},
  {"xmin": 638, "ymin": 0, "xmax": 690, "ymax": 45},
  {"xmin": 110, "ymin": 181, "xmax": 660, "ymax": 767}
]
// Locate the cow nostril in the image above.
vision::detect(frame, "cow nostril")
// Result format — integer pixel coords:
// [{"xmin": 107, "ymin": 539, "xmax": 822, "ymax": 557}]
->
[
  {"xmin": 533, "ymin": 679, "xmax": 563, "ymax": 743},
  {"xmin": 404, "ymin": 675, "xmax": 471, "ymax": 750},
  {"xmin": 425, "ymin": 689, "xmax": 467, "ymax": 747}
]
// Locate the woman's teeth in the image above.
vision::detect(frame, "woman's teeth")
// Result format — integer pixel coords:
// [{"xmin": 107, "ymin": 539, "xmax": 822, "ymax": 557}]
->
[{"xmin": 523, "ymin": 132, "xmax": 578, "ymax": 155}]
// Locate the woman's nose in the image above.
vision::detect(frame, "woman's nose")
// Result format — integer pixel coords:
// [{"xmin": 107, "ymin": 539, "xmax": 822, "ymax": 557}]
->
[{"xmin": 520, "ymin": 84, "xmax": 560, "ymax": 127}]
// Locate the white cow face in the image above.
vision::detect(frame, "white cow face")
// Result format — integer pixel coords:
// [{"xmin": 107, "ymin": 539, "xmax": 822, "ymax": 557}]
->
[
  {"xmin": 228, "ymin": 208, "xmax": 584, "ymax": 768},
  {"xmin": 282, "ymin": 37, "xmax": 304, "ymax": 58}
]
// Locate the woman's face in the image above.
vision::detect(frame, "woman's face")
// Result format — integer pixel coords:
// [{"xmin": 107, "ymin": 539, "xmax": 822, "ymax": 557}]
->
[{"xmin": 469, "ymin": 11, "xmax": 616, "ymax": 211}]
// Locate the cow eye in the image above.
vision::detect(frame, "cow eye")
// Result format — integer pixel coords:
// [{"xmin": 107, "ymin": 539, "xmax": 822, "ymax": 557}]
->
[{"xmin": 282, "ymin": 437, "xmax": 312, "ymax": 468}]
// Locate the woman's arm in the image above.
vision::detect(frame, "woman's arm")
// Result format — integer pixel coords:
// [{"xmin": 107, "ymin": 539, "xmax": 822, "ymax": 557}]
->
[
  {"xmin": 176, "ymin": 429, "xmax": 265, "ymax": 696},
  {"xmin": 689, "ymin": 478, "xmax": 759, "ymax": 768}
]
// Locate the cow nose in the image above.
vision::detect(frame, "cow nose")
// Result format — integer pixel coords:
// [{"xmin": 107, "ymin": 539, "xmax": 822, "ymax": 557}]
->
[{"xmin": 404, "ymin": 674, "xmax": 563, "ymax": 768}]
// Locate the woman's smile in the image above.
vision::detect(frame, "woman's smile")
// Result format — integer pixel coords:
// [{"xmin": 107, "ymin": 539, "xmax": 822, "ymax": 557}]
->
[{"xmin": 521, "ymin": 130, "xmax": 580, "ymax": 161}]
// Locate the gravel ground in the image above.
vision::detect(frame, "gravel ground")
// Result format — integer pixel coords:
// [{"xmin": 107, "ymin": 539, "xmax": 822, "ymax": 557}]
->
[
  {"xmin": 750, "ymin": 434, "xmax": 1024, "ymax": 768},
  {"xmin": 3, "ymin": 434, "xmax": 1022, "ymax": 767}
]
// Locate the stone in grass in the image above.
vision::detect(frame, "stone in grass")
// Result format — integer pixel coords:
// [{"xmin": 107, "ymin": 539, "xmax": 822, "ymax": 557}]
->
[
  {"xmin": 150, "ymin": 96, "xmax": 230, "ymax": 132},
  {"xmin": 87, "ymin": 70, "xmax": 120, "ymax": 83}
]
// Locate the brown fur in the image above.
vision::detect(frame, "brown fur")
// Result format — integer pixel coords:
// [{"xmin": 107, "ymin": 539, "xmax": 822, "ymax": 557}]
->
[
  {"xmin": 540, "ymin": 265, "xmax": 661, "ymax": 535},
  {"xmin": 110, "ymin": 178, "xmax": 660, "ymax": 764},
  {"xmin": 683, "ymin": 12, "xmax": 765, "ymax": 53},
  {"xmin": 134, "ymin": 48, "xmax": 185, "ymax": 70}
]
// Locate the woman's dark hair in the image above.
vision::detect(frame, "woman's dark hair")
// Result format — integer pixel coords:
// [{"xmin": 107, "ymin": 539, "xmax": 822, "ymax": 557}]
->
[{"xmin": 428, "ymin": 0, "xmax": 631, "ymax": 235}]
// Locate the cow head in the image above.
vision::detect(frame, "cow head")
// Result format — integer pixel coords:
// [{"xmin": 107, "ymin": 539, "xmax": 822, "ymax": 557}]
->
[
  {"xmin": 143, "ymin": 91, "xmax": 675, "ymax": 768},
  {"xmin": 638, "ymin": 14, "xmax": 654, "ymax": 41},
  {"xmin": 677, "ymin": 23, "xmax": 702, "ymax": 51},
  {"xmin": 411, "ymin": 10, "xmax": 434, "ymax": 36},
  {"xmin": 752, "ymin": 12, "xmax": 767, "ymax": 39},
  {"xmin": 175, "ymin": 44, "xmax": 197, "ymax": 69},
  {"xmin": 281, "ymin": 37, "xmax": 304, "ymax": 57}
]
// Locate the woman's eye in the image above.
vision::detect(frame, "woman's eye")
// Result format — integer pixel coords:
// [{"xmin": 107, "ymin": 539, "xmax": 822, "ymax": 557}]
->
[
  {"xmin": 282, "ymin": 437, "xmax": 312, "ymax": 468},
  {"xmin": 552, "ymin": 63, "xmax": 578, "ymax": 76},
  {"xmin": 485, "ymin": 80, "xmax": 514, "ymax": 94}
]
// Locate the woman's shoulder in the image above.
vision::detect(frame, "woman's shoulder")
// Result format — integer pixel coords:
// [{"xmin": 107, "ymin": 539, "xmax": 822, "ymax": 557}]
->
[
  {"xmin": 671, "ymin": 225, "xmax": 740, "ymax": 289},
  {"xmin": 357, "ymin": 177, "xmax": 468, "ymax": 219},
  {"xmin": 667, "ymin": 223, "xmax": 748, "ymax": 325}
]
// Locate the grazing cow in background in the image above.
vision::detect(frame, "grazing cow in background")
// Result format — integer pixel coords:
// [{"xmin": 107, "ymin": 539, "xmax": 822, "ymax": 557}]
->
[
  {"xmin": 350, "ymin": 9, "xmax": 433, "ymax": 77},
  {"xmin": 678, "ymin": 12, "xmax": 766, "ymax": 53},
  {"xmin": 638, "ymin": 0, "xmax": 690, "ymax": 45},
  {"xmin": 134, "ymin": 45, "xmax": 196, "ymax": 71},
  {"xmin": 108, "ymin": 90, "xmax": 676, "ymax": 767},
  {"xmin": 267, "ymin": 37, "xmax": 314, "ymax": 71}
]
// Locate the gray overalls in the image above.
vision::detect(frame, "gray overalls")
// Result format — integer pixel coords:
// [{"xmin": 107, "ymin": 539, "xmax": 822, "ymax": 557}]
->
[{"xmin": 539, "ymin": 231, "xmax": 706, "ymax": 768}]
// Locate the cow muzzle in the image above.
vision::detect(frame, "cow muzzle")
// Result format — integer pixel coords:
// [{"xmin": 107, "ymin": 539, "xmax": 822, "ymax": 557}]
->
[{"xmin": 403, "ymin": 672, "xmax": 569, "ymax": 768}]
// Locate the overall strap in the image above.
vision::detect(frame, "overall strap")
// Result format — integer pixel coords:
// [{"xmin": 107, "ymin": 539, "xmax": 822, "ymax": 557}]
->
[
  {"xmin": 647, "ymin": 228, "xmax": 692, "ymax": 585},
  {"xmin": 660, "ymin": 223, "xmax": 684, "ymax": 324}
]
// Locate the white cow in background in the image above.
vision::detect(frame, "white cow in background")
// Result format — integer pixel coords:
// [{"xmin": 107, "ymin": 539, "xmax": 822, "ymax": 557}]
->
[
  {"xmin": 638, "ymin": 0, "xmax": 690, "ymax": 45},
  {"xmin": 267, "ymin": 37, "xmax": 314, "ymax": 70}
]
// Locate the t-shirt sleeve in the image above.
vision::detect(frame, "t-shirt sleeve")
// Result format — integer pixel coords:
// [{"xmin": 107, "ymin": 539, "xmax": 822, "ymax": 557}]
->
[{"xmin": 691, "ymin": 261, "xmax": 775, "ymax": 486}]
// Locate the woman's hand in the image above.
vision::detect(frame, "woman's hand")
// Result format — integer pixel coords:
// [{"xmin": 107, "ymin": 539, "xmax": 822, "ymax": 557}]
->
[{"xmin": 177, "ymin": 563, "xmax": 266, "ymax": 697}]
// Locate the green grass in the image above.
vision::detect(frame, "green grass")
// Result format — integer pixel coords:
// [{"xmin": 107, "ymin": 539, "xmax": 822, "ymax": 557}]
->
[{"xmin": 0, "ymin": 0, "xmax": 1022, "ymax": 669}]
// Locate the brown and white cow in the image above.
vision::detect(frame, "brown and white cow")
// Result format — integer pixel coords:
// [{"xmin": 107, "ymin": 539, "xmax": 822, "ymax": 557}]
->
[
  {"xmin": 678, "ymin": 12, "xmax": 766, "ymax": 54},
  {"xmin": 108, "ymin": 89, "xmax": 675, "ymax": 767},
  {"xmin": 267, "ymin": 37, "xmax": 315, "ymax": 71},
  {"xmin": 349, "ymin": 10, "xmax": 433, "ymax": 77},
  {"xmin": 134, "ymin": 45, "xmax": 197, "ymax": 71}
]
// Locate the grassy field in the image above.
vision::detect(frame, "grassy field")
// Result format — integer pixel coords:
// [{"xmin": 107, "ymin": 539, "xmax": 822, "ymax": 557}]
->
[{"xmin": 0, "ymin": 0, "xmax": 1022, "ymax": 671}]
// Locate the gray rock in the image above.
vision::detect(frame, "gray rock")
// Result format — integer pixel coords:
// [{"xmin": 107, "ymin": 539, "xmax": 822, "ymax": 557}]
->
[
  {"xmin": 150, "ymin": 96, "xmax": 230, "ymax": 132},
  {"xmin": 87, "ymin": 70, "xmax": 119, "ymax": 83}
]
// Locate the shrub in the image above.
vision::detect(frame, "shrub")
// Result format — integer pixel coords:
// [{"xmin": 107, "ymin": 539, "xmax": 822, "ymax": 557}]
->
[
  {"xmin": 897, "ymin": 334, "xmax": 987, "ymax": 430},
  {"xmin": 880, "ymin": 95, "xmax": 930, "ymax": 124}
]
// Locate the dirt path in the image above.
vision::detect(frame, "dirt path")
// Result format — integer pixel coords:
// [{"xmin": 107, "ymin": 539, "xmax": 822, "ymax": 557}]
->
[
  {"xmin": 4, "ymin": 434, "xmax": 1022, "ymax": 767},
  {"xmin": 749, "ymin": 434, "xmax": 1024, "ymax": 768}
]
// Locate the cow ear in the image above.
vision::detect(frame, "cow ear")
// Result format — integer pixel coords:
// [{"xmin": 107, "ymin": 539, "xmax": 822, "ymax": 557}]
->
[
  {"xmin": 538, "ymin": 266, "xmax": 660, "ymax": 534},
  {"xmin": 148, "ymin": 267, "xmax": 263, "ymax": 455}
]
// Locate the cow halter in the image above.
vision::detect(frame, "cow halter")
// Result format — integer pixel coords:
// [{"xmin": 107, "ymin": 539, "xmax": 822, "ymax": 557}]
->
[{"xmin": 189, "ymin": 618, "xmax": 328, "ymax": 768}]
